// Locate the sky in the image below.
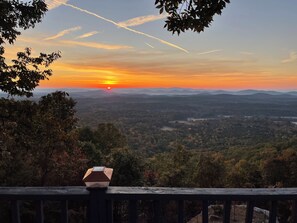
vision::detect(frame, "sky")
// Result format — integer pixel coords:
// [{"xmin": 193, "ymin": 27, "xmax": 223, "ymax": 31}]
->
[{"xmin": 5, "ymin": 0, "xmax": 297, "ymax": 90}]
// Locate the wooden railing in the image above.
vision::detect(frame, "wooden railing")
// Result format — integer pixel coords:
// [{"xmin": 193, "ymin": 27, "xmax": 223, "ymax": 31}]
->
[{"xmin": 1, "ymin": 187, "xmax": 297, "ymax": 223}]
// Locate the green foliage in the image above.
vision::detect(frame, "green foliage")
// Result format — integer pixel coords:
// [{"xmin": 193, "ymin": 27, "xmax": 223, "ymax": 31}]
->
[
  {"xmin": 149, "ymin": 146, "xmax": 226, "ymax": 187},
  {"xmin": 191, "ymin": 152, "xmax": 226, "ymax": 187},
  {"xmin": 107, "ymin": 148, "xmax": 144, "ymax": 186},
  {"xmin": 0, "ymin": 0, "xmax": 47, "ymax": 45},
  {"xmin": 0, "ymin": 0, "xmax": 60, "ymax": 97},
  {"xmin": 0, "ymin": 47, "xmax": 61, "ymax": 97},
  {"xmin": 78, "ymin": 124, "xmax": 127, "ymax": 167},
  {"xmin": 152, "ymin": 145, "xmax": 191, "ymax": 187},
  {"xmin": 93, "ymin": 123, "xmax": 127, "ymax": 154},
  {"xmin": 0, "ymin": 92, "xmax": 87, "ymax": 186},
  {"xmin": 155, "ymin": 0, "xmax": 230, "ymax": 34},
  {"xmin": 76, "ymin": 95, "xmax": 297, "ymax": 155},
  {"xmin": 227, "ymin": 159, "xmax": 262, "ymax": 187}
]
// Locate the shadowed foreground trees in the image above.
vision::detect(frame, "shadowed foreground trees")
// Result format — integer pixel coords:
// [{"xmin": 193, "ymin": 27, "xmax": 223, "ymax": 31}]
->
[{"xmin": 0, "ymin": 92, "xmax": 87, "ymax": 186}]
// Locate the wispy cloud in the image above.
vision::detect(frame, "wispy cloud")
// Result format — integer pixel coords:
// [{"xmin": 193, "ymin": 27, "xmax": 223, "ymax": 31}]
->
[
  {"xmin": 240, "ymin": 51, "xmax": 254, "ymax": 56},
  {"xmin": 75, "ymin": 31, "xmax": 99, "ymax": 39},
  {"xmin": 60, "ymin": 2, "xmax": 188, "ymax": 53},
  {"xmin": 44, "ymin": 26, "xmax": 81, "ymax": 40},
  {"xmin": 145, "ymin": 43, "xmax": 154, "ymax": 48},
  {"xmin": 198, "ymin": 49, "xmax": 222, "ymax": 55},
  {"xmin": 45, "ymin": 0, "xmax": 68, "ymax": 10},
  {"xmin": 118, "ymin": 14, "xmax": 167, "ymax": 27},
  {"xmin": 282, "ymin": 51, "xmax": 297, "ymax": 63},
  {"xmin": 61, "ymin": 40, "xmax": 132, "ymax": 50}
]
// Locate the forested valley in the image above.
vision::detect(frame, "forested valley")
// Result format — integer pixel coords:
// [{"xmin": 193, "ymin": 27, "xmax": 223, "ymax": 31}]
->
[
  {"xmin": 1, "ymin": 90, "xmax": 297, "ymax": 221},
  {"xmin": 2, "ymin": 90, "xmax": 297, "ymax": 187}
]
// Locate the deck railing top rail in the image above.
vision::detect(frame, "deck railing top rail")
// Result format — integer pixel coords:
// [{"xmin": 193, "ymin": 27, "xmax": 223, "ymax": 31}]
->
[{"xmin": 1, "ymin": 186, "xmax": 297, "ymax": 200}]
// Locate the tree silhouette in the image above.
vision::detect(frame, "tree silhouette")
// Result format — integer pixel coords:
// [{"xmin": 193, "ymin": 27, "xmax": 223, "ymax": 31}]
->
[
  {"xmin": 0, "ymin": 0, "xmax": 60, "ymax": 97},
  {"xmin": 155, "ymin": 0, "xmax": 230, "ymax": 34}
]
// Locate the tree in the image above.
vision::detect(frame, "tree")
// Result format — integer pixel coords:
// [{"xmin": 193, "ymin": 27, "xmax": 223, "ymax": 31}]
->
[
  {"xmin": 0, "ymin": 92, "xmax": 87, "ymax": 186},
  {"xmin": 93, "ymin": 123, "xmax": 127, "ymax": 155},
  {"xmin": 262, "ymin": 158, "xmax": 288, "ymax": 187},
  {"xmin": 191, "ymin": 153, "xmax": 226, "ymax": 187},
  {"xmin": 0, "ymin": 0, "xmax": 60, "ymax": 97},
  {"xmin": 227, "ymin": 159, "xmax": 262, "ymax": 188},
  {"xmin": 155, "ymin": 0, "xmax": 231, "ymax": 34},
  {"xmin": 106, "ymin": 148, "xmax": 144, "ymax": 186}
]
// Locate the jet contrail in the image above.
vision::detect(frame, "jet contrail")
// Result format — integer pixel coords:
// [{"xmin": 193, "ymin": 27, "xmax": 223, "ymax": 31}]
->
[
  {"xmin": 61, "ymin": 2, "xmax": 189, "ymax": 53},
  {"xmin": 145, "ymin": 42, "xmax": 154, "ymax": 48}
]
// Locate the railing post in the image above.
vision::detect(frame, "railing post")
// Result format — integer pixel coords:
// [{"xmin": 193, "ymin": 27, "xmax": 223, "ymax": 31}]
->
[
  {"xmin": 83, "ymin": 166, "xmax": 113, "ymax": 223},
  {"xmin": 88, "ymin": 188, "xmax": 109, "ymax": 223}
]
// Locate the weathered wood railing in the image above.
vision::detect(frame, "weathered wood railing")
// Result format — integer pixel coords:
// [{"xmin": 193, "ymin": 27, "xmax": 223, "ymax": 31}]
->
[{"xmin": 1, "ymin": 187, "xmax": 297, "ymax": 223}]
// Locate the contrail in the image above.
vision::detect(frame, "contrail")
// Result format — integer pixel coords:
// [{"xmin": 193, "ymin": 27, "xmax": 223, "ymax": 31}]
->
[
  {"xmin": 198, "ymin": 49, "xmax": 222, "ymax": 55},
  {"xmin": 61, "ymin": 2, "xmax": 189, "ymax": 53},
  {"xmin": 145, "ymin": 42, "xmax": 154, "ymax": 48}
]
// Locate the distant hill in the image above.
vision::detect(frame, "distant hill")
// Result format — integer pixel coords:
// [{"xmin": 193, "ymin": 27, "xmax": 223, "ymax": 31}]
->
[{"xmin": 27, "ymin": 88, "xmax": 297, "ymax": 97}]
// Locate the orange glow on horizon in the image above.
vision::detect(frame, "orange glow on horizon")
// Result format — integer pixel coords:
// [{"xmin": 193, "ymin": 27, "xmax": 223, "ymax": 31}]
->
[
  {"xmin": 39, "ymin": 77, "xmax": 297, "ymax": 90},
  {"xmin": 37, "ymin": 63, "xmax": 297, "ymax": 90}
]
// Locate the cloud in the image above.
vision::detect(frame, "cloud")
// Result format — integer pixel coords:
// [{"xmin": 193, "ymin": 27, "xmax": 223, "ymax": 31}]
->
[
  {"xmin": 60, "ymin": 2, "xmax": 188, "ymax": 53},
  {"xmin": 282, "ymin": 51, "xmax": 297, "ymax": 63},
  {"xmin": 240, "ymin": 51, "xmax": 254, "ymax": 56},
  {"xmin": 145, "ymin": 43, "xmax": 154, "ymax": 48},
  {"xmin": 197, "ymin": 49, "xmax": 222, "ymax": 55},
  {"xmin": 44, "ymin": 26, "xmax": 81, "ymax": 40},
  {"xmin": 118, "ymin": 14, "xmax": 167, "ymax": 27},
  {"xmin": 75, "ymin": 31, "xmax": 99, "ymax": 39},
  {"xmin": 61, "ymin": 40, "xmax": 132, "ymax": 50},
  {"xmin": 45, "ymin": 0, "xmax": 68, "ymax": 10}
]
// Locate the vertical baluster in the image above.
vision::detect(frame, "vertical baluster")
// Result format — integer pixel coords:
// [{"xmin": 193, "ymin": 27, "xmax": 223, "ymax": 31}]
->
[
  {"xmin": 11, "ymin": 200, "xmax": 21, "ymax": 223},
  {"xmin": 202, "ymin": 200, "xmax": 208, "ymax": 223},
  {"xmin": 292, "ymin": 200, "xmax": 297, "ymax": 223},
  {"xmin": 245, "ymin": 201, "xmax": 254, "ymax": 223},
  {"xmin": 35, "ymin": 200, "xmax": 44, "ymax": 223},
  {"xmin": 60, "ymin": 200, "xmax": 68, "ymax": 223},
  {"xmin": 128, "ymin": 200, "xmax": 137, "ymax": 223},
  {"xmin": 107, "ymin": 200, "xmax": 113, "ymax": 223},
  {"xmin": 178, "ymin": 200, "xmax": 184, "ymax": 223},
  {"xmin": 98, "ymin": 190, "xmax": 107, "ymax": 223},
  {"xmin": 88, "ymin": 189, "xmax": 99, "ymax": 223},
  {"xmin": 269, "ymin": 201, "xmax": 277, "ymax": 223},
  {"xmin": 153, "ymin": 200, "xmax": 162, "ymax": 223},
  {"xmin": 223, "ymin": 200, "xmax": 231, "ymax": 223}
]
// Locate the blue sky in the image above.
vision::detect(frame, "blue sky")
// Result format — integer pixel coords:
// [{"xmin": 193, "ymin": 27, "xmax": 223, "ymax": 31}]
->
[{"xmin": 7, "ymin": 0, "xmax": 297, "ymax": 89}]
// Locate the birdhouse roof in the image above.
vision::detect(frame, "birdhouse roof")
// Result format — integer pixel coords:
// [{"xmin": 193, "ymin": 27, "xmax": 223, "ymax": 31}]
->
[{"xmin": 83, "ymin": 166, "xmax": 113, "ymax": 182}]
